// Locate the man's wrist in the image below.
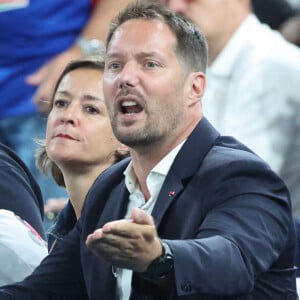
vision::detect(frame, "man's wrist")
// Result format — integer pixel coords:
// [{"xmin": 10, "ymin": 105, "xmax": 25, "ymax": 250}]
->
[{"xmin": 141, "ymin": 242, "xmax": 174, "ymax": 280}]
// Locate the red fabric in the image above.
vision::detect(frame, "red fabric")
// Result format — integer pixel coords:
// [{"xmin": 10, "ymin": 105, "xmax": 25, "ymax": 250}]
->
[{"xmin": 91, "ymin": 0, "xmax": 99, "ymax": 7}]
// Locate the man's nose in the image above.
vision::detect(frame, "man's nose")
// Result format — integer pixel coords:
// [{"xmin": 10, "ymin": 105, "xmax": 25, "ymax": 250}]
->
[{"xmin": 119, "ymin": 62, "xmax": 139, "ymax": 88}]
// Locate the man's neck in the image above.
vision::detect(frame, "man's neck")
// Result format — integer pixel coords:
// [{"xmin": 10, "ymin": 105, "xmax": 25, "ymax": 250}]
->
[
  {"xmin": 130, "ymin": 146, "xmax": 167, "ymax": 199},
  {"xmin": 129, "ymin": 140, "xmax": 183, "ymax": 200}
]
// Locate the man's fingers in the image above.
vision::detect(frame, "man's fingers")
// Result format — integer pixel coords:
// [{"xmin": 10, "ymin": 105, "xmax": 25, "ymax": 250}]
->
[
  {"xmin": 131, "ymin": 207, "xmax": 155, "ymax": 225},
  {"xmin": 86, "ymin": 228, "xmax": 104, "ymax": 246}
]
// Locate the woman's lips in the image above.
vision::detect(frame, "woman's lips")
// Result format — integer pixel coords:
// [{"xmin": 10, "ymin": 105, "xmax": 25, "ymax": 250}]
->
[{"xmin": 54, "ymin": 133, "xmax": 77, "ymax": 141}]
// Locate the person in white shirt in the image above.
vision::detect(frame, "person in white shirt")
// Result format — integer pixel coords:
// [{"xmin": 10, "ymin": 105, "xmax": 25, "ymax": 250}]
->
[
  {"xmin": 0, "ymin": 210, "xmax": 47, "ymax": 286},
  {"xmin": 168, "ymin": 0, "xmax": 300, "ymax": 220},
  {"xmin": 0, "ymin": 143, "xmax": 47, "ymax": 285}
]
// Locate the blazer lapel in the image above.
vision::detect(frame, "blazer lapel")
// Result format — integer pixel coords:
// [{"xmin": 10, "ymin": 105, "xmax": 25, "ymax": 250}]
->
[
  {"xmin": 152, "ymin": 118, "xmax": 220, "ymax": 226},
  {"xmin": 98, "ymin": 181, "xmax": 129, "ymax": 227}
]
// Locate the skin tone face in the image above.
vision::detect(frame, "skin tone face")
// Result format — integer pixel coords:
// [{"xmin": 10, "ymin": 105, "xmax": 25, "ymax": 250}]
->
[
  {"xmin": 46, "ymin": 68, "xmax": 121, "ymax": 173},
  {"xmin": 103, "ymin": 19, "xmax": 204, "ymax": 156}
]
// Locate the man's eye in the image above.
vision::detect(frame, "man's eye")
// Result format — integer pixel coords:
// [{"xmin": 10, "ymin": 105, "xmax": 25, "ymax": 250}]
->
[
  {"xmin": 145, "ymin": 61, "xmax": 157, "ymax": 68},
  {"xmin": 109, "ymin": 62, "xmax": 121, "ymax": 70}
]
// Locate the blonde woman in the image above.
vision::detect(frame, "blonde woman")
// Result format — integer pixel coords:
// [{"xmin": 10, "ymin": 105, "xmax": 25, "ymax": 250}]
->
[{"xmin": 36, "ymin": 57, "xmax": 128, "ymax": 249}]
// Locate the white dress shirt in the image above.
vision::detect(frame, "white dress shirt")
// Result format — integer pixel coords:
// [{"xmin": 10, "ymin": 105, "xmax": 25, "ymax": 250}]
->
[
  {"xmin": 203, "ymin": 14, "xmax": 300, "ymax": 217},
  {"xmin": 116, "ymin": 141, "xmax": 185, "ymax": 300}
]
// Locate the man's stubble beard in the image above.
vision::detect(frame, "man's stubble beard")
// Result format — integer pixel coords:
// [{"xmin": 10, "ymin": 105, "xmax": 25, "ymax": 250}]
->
[
  {"xmin": 110, "ymin": 107, "xmax": 181, "ymax": 149},
  {"xmin": 111, "ymin": 117, "xmax": 163, "ymax": 148}
]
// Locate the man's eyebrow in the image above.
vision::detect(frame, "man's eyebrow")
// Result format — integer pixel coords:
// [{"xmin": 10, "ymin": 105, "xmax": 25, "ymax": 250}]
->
[
  {"xmin": 105, "ymin": 52, "xmax": 124, "ymax": 59},
  {"xmin": 137, "ymin": 51, "xmax": 162, "ymax": 58}
]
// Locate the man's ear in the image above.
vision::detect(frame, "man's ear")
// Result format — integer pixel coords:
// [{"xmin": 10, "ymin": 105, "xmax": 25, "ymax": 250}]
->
[{"xmin": 187, "ymin": 72, "xmax": 206, "ymax": 107}]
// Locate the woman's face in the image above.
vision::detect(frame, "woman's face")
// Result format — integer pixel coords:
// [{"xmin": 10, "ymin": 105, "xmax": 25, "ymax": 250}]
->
[{"xmin": 46, "ymin": 68, "xmax": 121, "ymax": 170}]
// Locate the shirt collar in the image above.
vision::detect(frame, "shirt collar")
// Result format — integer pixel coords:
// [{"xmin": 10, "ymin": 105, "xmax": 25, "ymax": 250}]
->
[{"xmin": 124, "ymin": 140, "xmax": 185, "ymax": 194}]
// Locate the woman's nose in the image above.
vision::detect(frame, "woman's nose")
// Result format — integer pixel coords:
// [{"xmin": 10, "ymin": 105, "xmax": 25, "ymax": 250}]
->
[
  {"xmin": 59, "ymin": 105, "xmax": 79, "ymax": 125},
  {"xmin": 60, "ymin": 116, "xmax": 75, "ymax": 125}
]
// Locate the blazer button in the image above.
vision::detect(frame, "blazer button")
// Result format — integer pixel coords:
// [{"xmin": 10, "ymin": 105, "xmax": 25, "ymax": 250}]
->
[{"xmin": 181, "ymin": 282, "xmax": 192, "ymax": 293}]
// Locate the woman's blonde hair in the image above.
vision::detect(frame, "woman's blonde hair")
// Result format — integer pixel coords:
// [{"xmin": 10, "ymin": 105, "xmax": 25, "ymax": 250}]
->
[{"xmin": 35, "ymin": 56, "xmax": 129, "ymax": 187}]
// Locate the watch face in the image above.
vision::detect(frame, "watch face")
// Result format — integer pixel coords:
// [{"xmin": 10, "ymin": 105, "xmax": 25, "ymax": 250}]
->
[
  {"xmin": 155, "ymin": 254, "xmax": 174, "ymax": 278},
  {"xmin": 145, "ymin": 253, "xmax": 174, "ymax": 279}
]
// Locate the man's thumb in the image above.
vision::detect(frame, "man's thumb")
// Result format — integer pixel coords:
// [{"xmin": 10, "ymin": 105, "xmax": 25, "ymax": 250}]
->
[{"xmin": 131, "ymin": 207, "xmax": 154, "ymax": 225}]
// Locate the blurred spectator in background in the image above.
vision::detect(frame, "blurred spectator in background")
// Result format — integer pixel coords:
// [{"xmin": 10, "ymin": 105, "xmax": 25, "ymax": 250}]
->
[
  {"xmin": 251, "ymin": 0, "xmax": 297, "ymax": 29},
  {"xmin": 280, "ymin": 11, "xmax": 300, "ymax": 47},
  {"xmin": 0, "ymin": 142, "xmax": 47, "ymax": 285},
  {"xmin": 286, "ymin": 0, "xmax": 300, "ymax": 10},
  {"xmin": 168, "ymin": 0, "xmax": 300, "ymax": 272},
  {"xmin": 0, "ymin": 0, "xmax": 134, "ymax": 228},
  {"xmin": 279, "ymin": 0, "xmax": 300, "ymax": 47},
  {"xmin": 250, "ymin": 0, "xmax": 300, "ymax": 47}
]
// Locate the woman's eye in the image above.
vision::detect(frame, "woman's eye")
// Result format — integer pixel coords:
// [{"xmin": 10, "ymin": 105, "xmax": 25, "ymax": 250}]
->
[
  {"xmin": 54, "ymin": 99, "xmax": 67, "ymax": 108},
  {"xmin": 85, "ymin": 106, "xmax": 99, "ymax": 114}
]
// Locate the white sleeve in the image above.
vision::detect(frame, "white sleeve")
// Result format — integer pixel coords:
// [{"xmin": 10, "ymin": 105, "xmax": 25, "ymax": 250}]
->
[{"xmin": 0, "ymin": 209, "xmax": 48, "ymax": 286}]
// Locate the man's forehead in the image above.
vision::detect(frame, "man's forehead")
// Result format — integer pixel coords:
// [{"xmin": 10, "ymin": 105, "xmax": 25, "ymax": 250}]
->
[
  {"xmin": 107, "ymin": 19, "xmax": 176, "ymax": 53},
  {"xmin": 111, "ymin": 19, "xmax": 173, "ymax": 41}
]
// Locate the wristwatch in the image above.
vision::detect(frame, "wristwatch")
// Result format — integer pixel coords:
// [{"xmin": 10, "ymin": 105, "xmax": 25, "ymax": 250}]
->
[
  {"xmin": 142, "ymin": 242, "xmax": 174, "ymax": 280},
  {"xmin": 76, "ymin": 37, "xmax": 105, "ymax": 56}
]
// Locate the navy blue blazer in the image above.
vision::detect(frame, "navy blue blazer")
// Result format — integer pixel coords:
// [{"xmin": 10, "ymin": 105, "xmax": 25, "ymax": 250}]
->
[{"xmin": 0, "ymin": 118, "xmax": 296, "ymax": 299}]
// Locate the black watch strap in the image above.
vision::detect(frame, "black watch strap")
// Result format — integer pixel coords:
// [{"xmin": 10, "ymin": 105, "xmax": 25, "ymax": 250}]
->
[{"xmin": 142, "ymin": 242, "xmax": 174, "ymax": 280}]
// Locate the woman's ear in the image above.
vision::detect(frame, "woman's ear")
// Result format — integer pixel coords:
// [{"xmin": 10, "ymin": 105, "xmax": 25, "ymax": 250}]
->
[{"xmin": 187, "ymin": 71, "xmax": 206, "ymax": 107}]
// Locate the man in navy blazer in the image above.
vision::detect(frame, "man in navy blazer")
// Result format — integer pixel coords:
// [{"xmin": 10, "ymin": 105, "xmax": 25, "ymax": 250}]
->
[{"xmin": 0, "ymin": 2, "xmax": 297, "ymax": 299}]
